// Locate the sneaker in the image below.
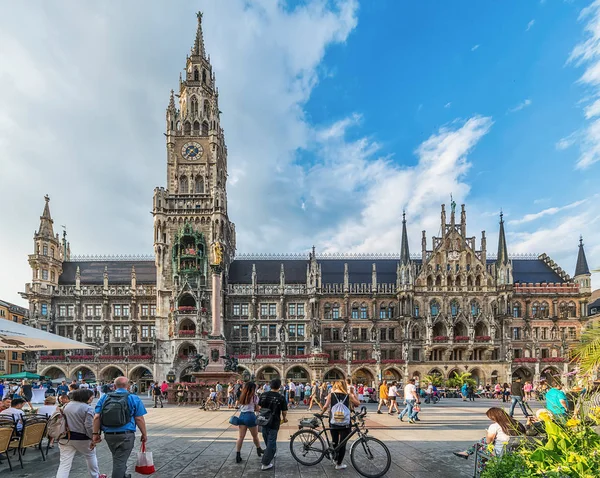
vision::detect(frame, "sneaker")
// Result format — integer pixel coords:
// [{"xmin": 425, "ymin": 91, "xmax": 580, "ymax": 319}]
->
[
  {"xmin": 398, "ymin": 415, "xmax": 403, "ymax": 421},
  {"xmin": 408, "ymin": 419, "xmax": 415, "ymax": 424},
  {"xmin": 335, "ymin": 464, "xmax": 347, "ymax": 470},
  {"xmin": 376, "ymin": 410, "xmax": 382, "ymax": 414},
  {"xmin": 261, "ymin": 464, "xmax": 274, "ymax": 470}
]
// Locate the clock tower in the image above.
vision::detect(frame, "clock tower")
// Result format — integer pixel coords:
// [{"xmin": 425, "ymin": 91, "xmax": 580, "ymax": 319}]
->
[{"xmin": 153, "ymin": 12, "xmax": 236, "ymax": 380}]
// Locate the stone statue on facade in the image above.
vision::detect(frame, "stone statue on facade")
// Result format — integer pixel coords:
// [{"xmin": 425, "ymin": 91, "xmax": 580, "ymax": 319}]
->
[
  {"xmin": 372, "ymin": 346, "xmax": 381, "ymax": 362},
  {"xmin": 402, "ymin": 342, "xmax": 409, "ymax": 361},
  {"xmin": 221, "ymin": 354, "xmax": 238, "ymax": 372},
  {"xmin": 279, "ymin": 325, "xmax": 286, "ymax": 343},
  {"xmin": 342, "ymin": 325, "xmax": 349, "ymax": 342},
  {"xmin": 191, "ymin": 354, "xmax": 209, "ymax": 372},
  {"xmin": 505, "ymin": 345, "xmax": 513, "ymax": 362}
]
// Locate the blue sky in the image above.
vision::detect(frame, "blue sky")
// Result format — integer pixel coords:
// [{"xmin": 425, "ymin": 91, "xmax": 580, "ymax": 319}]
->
[{"xmin": 0, "ymin": 0, "xmax": 599, "ymax": 305}]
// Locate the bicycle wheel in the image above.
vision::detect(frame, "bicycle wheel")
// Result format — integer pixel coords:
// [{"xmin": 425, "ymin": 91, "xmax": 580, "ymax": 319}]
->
[
  {"xmin": 350, "ymin": 436, "xmax": 391, "ymax": 478},
  {"xmin": 206, "ymin": 401, "xmax": 217, "ymax": 411},
  {"xmin": 289, "ymin": 429, "xmax": 326, "ymax": 466}
]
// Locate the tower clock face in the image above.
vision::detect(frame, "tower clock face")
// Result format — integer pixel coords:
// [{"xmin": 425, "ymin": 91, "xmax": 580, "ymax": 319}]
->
[{"xmin": 181, "ymin": 142, "xmax": 203, "ymax": 160}]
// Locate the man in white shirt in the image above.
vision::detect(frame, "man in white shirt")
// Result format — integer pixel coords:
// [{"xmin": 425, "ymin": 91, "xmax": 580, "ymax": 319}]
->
[
  {"xmin": 288, "ymin": 380, "xmax": 297, "ymax": 408},
  {"xmin": 387, "ymin": 381, "xmax": 399, "ymax": 414},
  {"xmin": 80, "ymin": 382, "xmax": 90, "ymax": 389},
  {"xmin": 0, "ymin": 398, "xmax": 26, "ymax": 432},
  {"xmin": 398, "ymin": 379, "xmax": 420, "ymax": 424}
]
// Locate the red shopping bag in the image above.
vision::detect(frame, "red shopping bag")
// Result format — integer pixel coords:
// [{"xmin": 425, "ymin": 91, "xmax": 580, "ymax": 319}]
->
[{"xmin": 135, "ymin": 442, "xmax": 156, "ymax": 475}]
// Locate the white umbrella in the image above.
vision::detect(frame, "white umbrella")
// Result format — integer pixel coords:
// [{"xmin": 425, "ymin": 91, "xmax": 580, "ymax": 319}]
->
[{"xmin": 0, "ymin": 319, "xmax": 95, "ymax": 350}]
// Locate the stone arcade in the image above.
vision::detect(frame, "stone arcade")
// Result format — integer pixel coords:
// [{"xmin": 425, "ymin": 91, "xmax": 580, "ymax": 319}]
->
[{"xmin": 22, "ymin": 13, "xmax": 592, "ymax": 390}]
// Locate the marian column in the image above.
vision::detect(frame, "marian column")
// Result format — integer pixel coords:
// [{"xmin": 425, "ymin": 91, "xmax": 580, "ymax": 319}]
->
[{"xmin": 211, "ymin": 265, "xmax": 222, "ymax": 336}]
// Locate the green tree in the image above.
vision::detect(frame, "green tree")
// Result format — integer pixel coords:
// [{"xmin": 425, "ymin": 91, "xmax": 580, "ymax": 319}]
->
[
  {"xmin": 423, "ymin": 373, "xmax": 444, "ymax": 386},
  {"xmin": 572, "ymin": 326, "xmax": 600, "ymax": 379},
  {"xmin": 447, "ymin": 371, "xmax": 476, "ymax": 388}
]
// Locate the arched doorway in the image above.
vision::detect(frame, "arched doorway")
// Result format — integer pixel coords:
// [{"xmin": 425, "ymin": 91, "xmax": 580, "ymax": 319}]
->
[
  {"xmin": 72, "ymin": 366, "xmax": 96, "ymax": 383},
  {"xmin": 256, "ymin": 367, "xmax": 280, "ymax": 384},
  {"xmin": 42, "ymin": 366, "xmax": 67, "ymax": 380},
  {"xmin": 382, "ymin": 368, "xmax": 402, "ymax": 383},
  {"xmin": 541, "ymin": 366, "xmax": 560, "ymax": 384},
  {"xmin": 490, "ymin": 370, "xmax": 499, "ymax": 385},
  {"xmin": 469, "ymin": 368, "xmax": 484, "ymax": 386},
  {"xmin": 352, "ymin": 368, "xmax": 375, "ymax": 387},
  {"xmin": 130, "ymin": 366, "xmax": 154, "ymax": 393},
  {"xmin": 286, "ymin": 366, "xmax": 310, "ymax": 383},
  {"xmin": 100, "ymin": 366, "xmax": 124, "ymax": 382},
  {"xmin": 512, "ymin": 367, "xmax": 533, "ymax": 382},
  {"xmin": 323, "ymin": 368, "xmax": 345, "ymax": 381},
  {"xmin": 180, "ymin": 366, "xmax": 193, "ymax": 383}
]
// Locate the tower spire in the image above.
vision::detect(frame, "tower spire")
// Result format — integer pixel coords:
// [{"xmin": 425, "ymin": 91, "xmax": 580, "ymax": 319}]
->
[
  {"xmin": 575, "ymin": 235, "xmax": 590, "ymax": 276},
  {"xmin": 400, "ymin": 210, "xmax": 410, "ymax": 266},
  {"xmin": 497, "ymin": 210, "xmax": 508, "ymax": 266},
  {"xmin": 192, "ymin": 11, "xmax": 206, "ymax": 58},
  {"xmin": 38, "ymin": 195, "xmax": 55, "ymax": 238}
]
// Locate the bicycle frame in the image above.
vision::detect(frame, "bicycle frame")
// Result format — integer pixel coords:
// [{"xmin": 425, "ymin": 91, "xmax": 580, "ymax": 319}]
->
[{"xmin": 308, "ymin": 412, "xmax": 368, "ymax": 458}]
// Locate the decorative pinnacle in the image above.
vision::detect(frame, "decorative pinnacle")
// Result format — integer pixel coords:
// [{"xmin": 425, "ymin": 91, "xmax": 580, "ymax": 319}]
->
[
  {"xmin": 168, "ymin": 89, "xmax": 175, "ymax": 109},
  {"xmin": 500, "ymin": 209, "xmax": 504, "ymax": 222},
  {"xmin": 193, "ymin": 11, "xmax": 206, "ymax": 57}
]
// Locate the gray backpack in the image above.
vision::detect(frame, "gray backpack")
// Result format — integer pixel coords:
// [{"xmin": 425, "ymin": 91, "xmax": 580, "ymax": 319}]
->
[{"xmin": 100, "ymin": 392, "xmax": 131, "ymax": 428}]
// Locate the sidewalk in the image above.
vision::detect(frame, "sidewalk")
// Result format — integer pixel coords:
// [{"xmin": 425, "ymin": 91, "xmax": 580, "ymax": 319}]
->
[{"xmin": 0, "ymin": 397, "xmax": 539, "ymax": 477}]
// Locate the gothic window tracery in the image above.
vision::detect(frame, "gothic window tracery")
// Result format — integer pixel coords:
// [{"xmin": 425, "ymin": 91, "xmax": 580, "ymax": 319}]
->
[
  {"xmin": 204, "ymin": 100, "xmax": 210, "ymax": 118},
  {"xmin": 513, "ymin": 302, "xmax": 521, "ymax": 318},
  {"xmin": 193, "ymin": 121, "xmax": 200, "ymax": 135},
  {"xmin": 184, "ymin": 121, "xmax": 191, "ymax": 135},
  {"xmin": 195, "ymin": 176, "xmax": 204, "ymax": 194},
  {"xmin": 471, "ymin": 300, "xmax": 481, "ymax": 316},
  {"xmin": 202, "ymin": 121, "xmax": 209, "ymax": 136},
  {"xmin": 430, "ymin": 300, "xmax": 440, "ymax": 317},
  {"xmin": 191, "ymin": 96, "xmax": 198, "ymax": 116},
  {"xmin": 179, "ymin": 176, "xmax": 189, "ymax": 194},
  {"xmin": 450, "ymin": 299, "xmax": 460, "ymax": 317}
]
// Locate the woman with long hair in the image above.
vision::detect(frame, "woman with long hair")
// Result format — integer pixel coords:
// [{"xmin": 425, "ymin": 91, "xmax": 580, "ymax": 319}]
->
[
  {"xmin": 308, "ymin": 381, "xmax": 322, "ymax": 411},
  {"xmin": 56, "ymin": 388, "xmax": 100, "ymax": 478},
  {"xmin": 453, "ymin": 407, "xmax": 525, "ymax": 460},
  {"xmin": 234, "ymin": 382, "xmax": 264, "ymax": 464},
  {"xmin": 322, "ymin": 381, "xmax": 360, "ymax": 470}
]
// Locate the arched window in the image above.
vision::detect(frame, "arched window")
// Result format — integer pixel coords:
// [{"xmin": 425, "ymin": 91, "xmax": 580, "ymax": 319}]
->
[
  {"xmin": 204, "ymin": 100, "xmax": 210, "ymax": 118},
  {"xmin": 51, "ymin": 247, "xmax": 55, "ymax": 258},
  {"xmin": 435, "ymin": 275, "xmax": 442, "ymax": 287},
  {"xmin": 467, "ymin": 275, "xmax": 473, "ymax": 288},
  {"xmin": 427, "ymin": 276, "xmax": 433, "ymax": 289},
  {"xmin": 471, "ymin": 300, "xmax": 480, "ymax": 316},
  {"xmin": 540, "ymin": 302, "xmax": 549, "ymax": 318},
  {"xmin": 179, "ymin": 176, "xmax": 188, "ymax": 194},
  {"xmin": 559, "ymin": 302, "xmax": 567, "ymax": 319},
  {"xmin": 513, "ymin": 302, "xmax": 521, "ymax": 318},
  {"xmin": 190, "ymin": 96, "xmax": 198, "ymax": 116},
  {"xmin": 455, "ymin": 276, "xmax": 461, "ymax": 287},
  {"xmin": 202, "ymin": 69, "xmax": 207, "ymax": 83},
  {"xmin": 450, "ymin": 299, "xmax": 460, "ymax": 317},
  {"xmin": 193, "ymin": 121, "xmax": 200, "ymax": 135},
  {"xmin": 184, "ymin": 121, "xmax": 191, "ymax": 135},
  {"xmin": 430, "ymin": 300, "xmax": 440, "ymax": 317},
  {"xmin": 202, "ymin": 121, "xmax": 209, "ymax": 136},
  {"xmin": 568, "ymin": 302, "xmax": 577, "ymax": 318},
  {"xmin": 195, "ymin": 176, "xmax": 204, "ymax": 193},
  {"xmin": 43, "ymin": 244, "xmax": 48, "ymax": 256},
  {"xmin": 532, "ymin": 302, "xmax": 539, "ymax": 318},
  {"xmin": 193, "ymin": 67, "xmax": 199, "ymax": 81}
]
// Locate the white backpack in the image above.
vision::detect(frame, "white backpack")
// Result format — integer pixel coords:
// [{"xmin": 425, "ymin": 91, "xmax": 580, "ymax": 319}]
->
[
  {"xmin": 330, "ymin": 394, "xmax": 351, "ymax": 426},
  {"xmin": 47, "ymin": 408, "xmax": 69, "ymax": 440}
]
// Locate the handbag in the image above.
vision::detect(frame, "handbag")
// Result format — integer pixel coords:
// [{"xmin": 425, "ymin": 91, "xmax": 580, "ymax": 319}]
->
[
  {"xmin": 229, "ymin": 410, "xmax": 241, "ymax": 426},
  {"xmin": 413, "ymin": 405, "xmax": 421, "ymax": 413},
  {"xmin": 135, "ymin": 442, "xmax": 156, "ymax": 475}
]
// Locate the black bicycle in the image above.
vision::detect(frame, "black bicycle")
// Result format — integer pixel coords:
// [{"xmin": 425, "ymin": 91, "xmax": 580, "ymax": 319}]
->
[{"xmin": 289, "ymin": 407, "xmax": 391, "ymax": 478}]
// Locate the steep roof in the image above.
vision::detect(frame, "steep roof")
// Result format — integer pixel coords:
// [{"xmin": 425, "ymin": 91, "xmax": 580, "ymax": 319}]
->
[
  {"xmin": 58, "ymin": 261, "xmax": 156, "ymax": 285},
  {"xmin": 575, "ymin": 237, "xmax": 590, "ymax": 276}
]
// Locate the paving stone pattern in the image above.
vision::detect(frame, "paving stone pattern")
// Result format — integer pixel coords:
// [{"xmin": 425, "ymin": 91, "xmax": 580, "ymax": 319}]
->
[{"xmin": 0, "ymin": 397, "xmax": 540, "ymax": 478}]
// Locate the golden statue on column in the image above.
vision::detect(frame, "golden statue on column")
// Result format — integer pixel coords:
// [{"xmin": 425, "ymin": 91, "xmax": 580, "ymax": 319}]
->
[{"xmin": 213, "ymin": 241, "xmax": 223, "ymax": 266}]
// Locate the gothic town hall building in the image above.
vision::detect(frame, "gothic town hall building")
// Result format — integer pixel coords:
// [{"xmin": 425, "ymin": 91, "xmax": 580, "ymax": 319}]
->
[{"xmin": 22, "ymin": 14, "xmax": 592, "ymax": 391}]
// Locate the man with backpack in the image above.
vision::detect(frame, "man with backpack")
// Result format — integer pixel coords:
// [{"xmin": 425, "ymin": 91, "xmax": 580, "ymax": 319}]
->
[
  {"xmin": 92, "ymin": 376, "xmax": 148, "ymax": 478},
  {"xmin": 257, "ymin": 378, "xmax": 288, "ymax": 471}
]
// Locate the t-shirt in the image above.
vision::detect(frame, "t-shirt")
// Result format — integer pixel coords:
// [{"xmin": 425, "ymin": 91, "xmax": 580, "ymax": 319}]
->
[
  {"xmin": 21, "ymin": 384, "xmax": 33, "ymax": 399},
  {"xmin": 379, "ymin": 384, "xmax": 388, "ymax": 398},
  {"xmin": 57, "ymin": 385, "xmax": 69, "ymax": 395},
  {"xmin": 388, "ymin": 386, "xmax": 397, "ymax": 397},
  {"xmin": 488, "ymin": 422, "xmax": 511, "ymax": 455},
  {"xmin": 258, "ymin": 391, "xmax": 288, "ymax": 430},
  {"xmin": 94, "ymin": 388, "xmax": 147, "ymax": 433},
  {"xmin": 427, "ymin": 385, "xmax": 433, "ymax": 394},
  {"xmin": 404, "ymin": 384, "xmax": 416, "ymax": 401},
  {"xmin": 239, "ymin": 394, "xmax": 258, "ymax": 413},
  {"xmin": 161, "ymin": 383, "xmax": 169, "ymax": 393},
  {"xmin": 0, "ymin": 407, "xmax": 24, "ymax": 431},
  {"xmin": 38, "ymin": 405, "xmax": 58, "ymax": 417},
  {"xmin": 289, "ymin": 382, "xmax": 296, "ymax": 392},
  {"xmin": 545, "ymin": 388, "xmax": 568, "ymax": 416},
  {"xmin": 510, "ymin": 382, "xmax": 524, "ymax": 396}
]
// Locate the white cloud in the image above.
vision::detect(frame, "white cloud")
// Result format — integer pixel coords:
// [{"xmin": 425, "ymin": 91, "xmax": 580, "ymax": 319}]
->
[
  {"xmin": 508, "ymin": 98, "xmax": 532, "ymax": 113},
  {"xmin": 315, "ymin": 116, "xmax": 494, "ymax": 253},
  {"xmin": 556, "ymin": 131, "xmax": 578, "ymax": 150},
  {"xmin": 444, "ymin": 102, "xmax": 452, "ymax": 108},
  {"xmin": 526, "ymin": 19, "xmax": 536, "ymax": 31},
  {"xmin": 0, "ymin": 0, "xmax": 359, "ymax": 304},
  {"xmin": 566, "ymin": 0, "xmax": 600, "ymax": 169},
  {"xmin": 508, "ymin": 199, "xmax": 589, "ymax": 225},
  {"xmin": 471, "ymin": 44, "xmax": 480, "ymax": 51}
]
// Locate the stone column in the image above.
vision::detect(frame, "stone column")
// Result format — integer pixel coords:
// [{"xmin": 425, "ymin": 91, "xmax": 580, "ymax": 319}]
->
[{"xmin": 211, "ymin": 265, "xmax": 222, "ymax": 337}]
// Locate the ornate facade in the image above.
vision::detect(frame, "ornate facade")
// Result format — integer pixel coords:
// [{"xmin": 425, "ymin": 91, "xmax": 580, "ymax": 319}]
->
[{"xmin": 22, "ymin": 13, "xmax": 592, "ymax": 390}]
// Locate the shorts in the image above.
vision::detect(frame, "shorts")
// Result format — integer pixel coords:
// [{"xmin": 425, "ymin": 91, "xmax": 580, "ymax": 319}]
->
[
  {"xmin": 289, "ymin": 391, "xmax": 295, "ymax": 399},
  {"xmin": 238, "ymin": 411, "xmax": 257, "ymax": 427}
]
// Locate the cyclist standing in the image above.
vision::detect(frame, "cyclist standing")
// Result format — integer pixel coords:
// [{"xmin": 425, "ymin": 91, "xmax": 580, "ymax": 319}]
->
[{"xmin": 322, "ymin": 381, "xmax": 360, "ymax": 470}]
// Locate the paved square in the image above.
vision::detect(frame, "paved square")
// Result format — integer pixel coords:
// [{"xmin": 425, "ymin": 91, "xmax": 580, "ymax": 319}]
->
[{"xmin": 0, "ymin": 397, "xmax": 540, "ymax": 478}]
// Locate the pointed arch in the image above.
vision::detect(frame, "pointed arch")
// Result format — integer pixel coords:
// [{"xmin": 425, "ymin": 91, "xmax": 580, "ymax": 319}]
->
[
  {"xmin": 202, "ymin": 121, "xmax": 209, "ymax": 136},
  {"xmin": 204, "ymin": 99, "xmax": 210, "ymax": 118},
  {"xmin": 193, "ymin": 67, "xmax": 199, "ymax": 81},
  {"xmin": 193, "ymin": 121, "xmax": 200, "ymax": 135},
  {"xmin": 184, "ymin": 121, "xmax": 191, "ymax": 135},
  {"xmin": 179, "ymin": 175, "xmax": 189, "ymax": 194},
  {"xmin": 195, "ymin": 176, "xmax": 204, "ymax": 193},
  {"xmin": 323, "ymin": 367, "xmax": 346, "ymax": 381},
  {"xmin": 190, "ymin": 96, "xmax": 198, "ymax": 115}
]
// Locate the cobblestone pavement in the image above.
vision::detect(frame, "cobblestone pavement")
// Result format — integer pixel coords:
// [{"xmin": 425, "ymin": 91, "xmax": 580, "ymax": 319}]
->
[{"xmin": 0, "ymin": 396, "xmax": 541, "ymax": 478}]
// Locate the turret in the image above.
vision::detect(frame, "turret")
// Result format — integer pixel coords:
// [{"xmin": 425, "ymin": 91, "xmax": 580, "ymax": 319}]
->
[
  {"xmin": 574, "ymin": 236, "xmax": 591, "ymax": 294},
  {"xmin": 399, "ymin": 211, "xmax": 412, "ymax": 285},
  {"xmin": 495, "ymin": 212, "xmax": 512, "ymax": 285}
]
